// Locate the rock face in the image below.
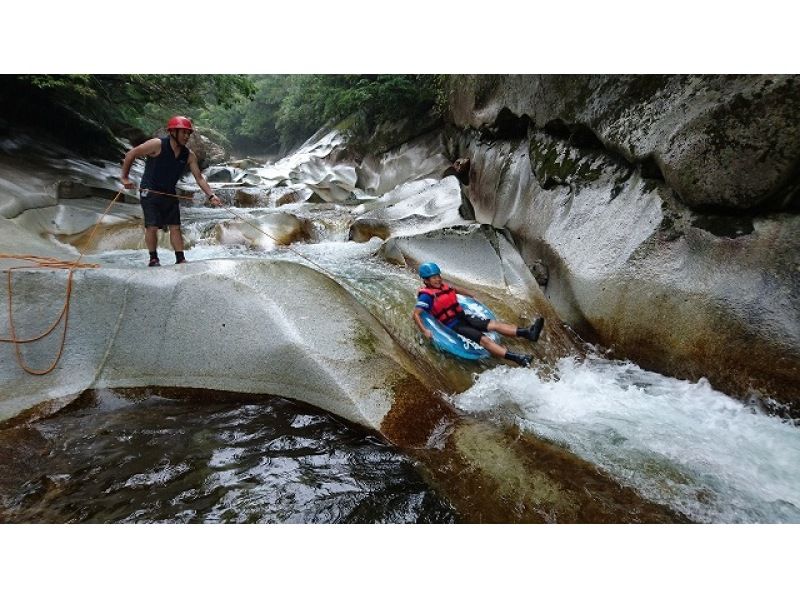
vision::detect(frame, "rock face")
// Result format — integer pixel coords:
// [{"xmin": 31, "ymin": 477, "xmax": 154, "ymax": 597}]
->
[
  {"xmin": 349, "ymin": 176, "xmax": 469, "ymax": 241},
  {"xmin": 214, "ymin": 212, "xmax": 311, "ymax": 249},
  {"xmin": 254, "ymin": 130, "xmax": 359, "ymax": 203},
  {"xmin": 0, "ymin": 137, "xmax": 128, "ymax": 219},
  {"xmin": 356, "ymin": 130, "xmax": 452, "ymax": 196},
  {"xmin": 448, "ymin": 75, "xmax": 800, "ymax": 211},
  {"xmin": 0, "ymin": 259, "xmax": 412, "ymax": 429},
  {"xmin": 444, "ymin": 75, "xmax": 800, "ymax": 412}
]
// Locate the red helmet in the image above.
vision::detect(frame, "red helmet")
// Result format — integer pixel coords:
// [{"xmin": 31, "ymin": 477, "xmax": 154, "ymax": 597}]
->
[{"xmin": 166, "ymin": 115, "xmax": 194, "ymax": 131}]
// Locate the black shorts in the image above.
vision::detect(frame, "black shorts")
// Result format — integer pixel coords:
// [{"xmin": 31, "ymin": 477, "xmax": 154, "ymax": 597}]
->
[
  {"xmin": 449, "ymin": 313, "xmax": 490, "ymax": 343},
  {"xmin": 141, "ymin": 191, "xmax": 181, "ymax": 228}
]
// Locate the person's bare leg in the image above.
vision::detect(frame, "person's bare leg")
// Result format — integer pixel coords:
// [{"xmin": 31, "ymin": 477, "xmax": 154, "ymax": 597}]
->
[
  {"xmin": 487, "ymin": 321, "xmax": 517, "ymax": 336},
  {"xmin": 145, "ymin": 226, "xmax": 158, "ymax": 252},
  {"xmin": 481, "ymin": 334, "xmax": 532, "ymax": 367},
  {"xmin": 169, "ymin": 225, "xmax": 184, "ymax": 251},
  {"xmin": 489, "ymin": 318, "xmax": 544, "ymax": 342},
  {"xmin": 480, "ymin": 335, "xmax": 510, "ymax": 358}
]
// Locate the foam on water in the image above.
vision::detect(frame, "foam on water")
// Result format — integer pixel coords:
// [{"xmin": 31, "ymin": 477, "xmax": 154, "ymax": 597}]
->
[{"xmin": 451, "ymin": 356, "xmax": 800, "ymax": 523}]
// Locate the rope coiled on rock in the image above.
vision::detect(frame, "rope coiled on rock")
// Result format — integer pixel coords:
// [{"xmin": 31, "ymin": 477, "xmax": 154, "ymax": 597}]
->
[
  {"xmin": 0, "ymin": 191, "xmax": 121, "ymax": 374},
  {"xmin": 2, "ymin": 186, "xmax": 393, "ymax": 376}
]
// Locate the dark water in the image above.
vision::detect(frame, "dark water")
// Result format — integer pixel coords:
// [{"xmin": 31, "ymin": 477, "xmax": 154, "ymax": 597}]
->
[{"xmin": 0, "ymin": 390, "xmax": 457, "ymax": 523}]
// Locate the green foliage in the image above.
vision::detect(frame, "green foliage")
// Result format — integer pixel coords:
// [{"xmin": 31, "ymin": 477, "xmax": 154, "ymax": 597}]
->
[
  {"xmin": 201, "ymin": 75, "xmax": 288, "ymax": 155},
  {"xmin": 88, "ymin": 74, "xmax": 255, "ymax": 133},
  {"xmin": 1, "ymin": 74, "xmax": 255, "ymax": 156},
  {"xmin": 20, "ymin": 74, "xmax": 96, "ymax": 96},
  {"xmin": 3, "ymin": 74, "xmax": 445, "ymax": 158},
  {"xmin": 203, "ymin": 74, "xmax": 444, "ymax": 155},
  {"xmin": 277, "ymin": 74, "xmax": 440, "ymax": 149}
]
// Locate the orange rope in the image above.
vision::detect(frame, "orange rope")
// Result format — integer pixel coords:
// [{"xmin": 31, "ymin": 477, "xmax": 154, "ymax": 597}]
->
[
  {"xmin": 2, "ymin": 185, "xmax": 363, "ymax": 376},
  {"xmin": 0, "ymin": 191, "xmax": 121, "ymax": 375}
]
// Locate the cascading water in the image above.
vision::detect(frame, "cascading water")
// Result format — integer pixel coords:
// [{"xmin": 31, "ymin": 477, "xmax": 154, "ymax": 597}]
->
[
  {"xmin": 33, "ymin": 192, "xmax": 800, "ymax": 523},
  {"xmin": 4, "ymin": 132, "xmax": 797, "ymax": 524},
  {"xmin": 450, "ymin": 355, "xmax": 800, "ymax": 523}
]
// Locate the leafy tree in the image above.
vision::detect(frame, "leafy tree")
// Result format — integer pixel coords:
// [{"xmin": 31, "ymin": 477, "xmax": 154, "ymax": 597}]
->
[
  {"xmin": 1, "ymin": 74, "xmax": 445, "ymax": 159},
  {"xmin": 202, "ymin": 75, "xmax": 289, "ymax": 156},
  {"xmin": 275, "ymin": 74, "xmax": 440, "ymax": 150},
  {"xmin": 202, "ymin": 74, "xmax": 443, "ymax": 156},
  {"xmin": 0, "ymin": 74, "xmax": 254, "ymax": 156}
]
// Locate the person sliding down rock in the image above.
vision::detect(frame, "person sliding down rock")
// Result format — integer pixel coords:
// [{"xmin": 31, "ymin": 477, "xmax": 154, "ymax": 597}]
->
[
  {"xmin": 411, "ymin": 262, "xmax": 544, "ymax": 367},
  {"xmin": 120, "ymin": 116, "xmax": 222, "ymax": 267}
]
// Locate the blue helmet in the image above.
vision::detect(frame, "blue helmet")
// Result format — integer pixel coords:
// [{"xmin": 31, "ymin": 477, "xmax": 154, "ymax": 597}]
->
[{"xmin": 418, "ymin": 262, "xmax": 441, "ymax": 279}]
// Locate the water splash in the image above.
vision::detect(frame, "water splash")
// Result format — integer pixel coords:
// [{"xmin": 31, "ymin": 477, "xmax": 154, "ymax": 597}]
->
[{"xmin": 451, "ymin": 356, "xmax": 800, "ymax": 523}]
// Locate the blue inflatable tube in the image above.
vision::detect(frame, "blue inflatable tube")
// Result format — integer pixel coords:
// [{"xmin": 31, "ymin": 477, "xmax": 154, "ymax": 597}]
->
[{"xmin": 419, "ymin": 295, "xmax": 499, "ymax": 360}]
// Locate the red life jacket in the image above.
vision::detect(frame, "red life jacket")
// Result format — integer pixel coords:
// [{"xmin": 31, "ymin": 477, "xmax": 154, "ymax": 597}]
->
[{"xmin": 419, "ymin": 283, "xmax": 464, "ymax": 324}]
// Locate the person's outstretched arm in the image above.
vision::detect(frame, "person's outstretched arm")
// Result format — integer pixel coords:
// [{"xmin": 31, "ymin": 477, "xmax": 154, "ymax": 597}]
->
[
  {"xmin": 412, "ymin": 307, "xmax": 433, "ymax": 339},
  {"xmin": 188, "ymin": 153, "xmax": 222, "ymax": 206}
]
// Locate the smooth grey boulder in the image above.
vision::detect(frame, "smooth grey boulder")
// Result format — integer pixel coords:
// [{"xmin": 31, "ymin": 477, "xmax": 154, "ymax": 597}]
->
[
  {"xmin": 293, "ymin": 158, "xmax": 358, "ymax": 203},
  {"xmin": 352, "ymin": 178, "xmax": 440, "ymax": 216},
  {"xmin": 8, "ymin": 199, "xmax": 161, "ymax": 253},
  {"xmin": 0, "ymin": 217, "xmax": 78, "ymax": 260},
  {"xmin": 231, "ymin": 187, "xmax": 264, "ymax": 207},
  {"xmin": 55, "ymin": 180, "xmax": 92, "ymax": 199},
  {"xmin": 381, "ymin": 224, "xmax": 540, "ymax": 300},
  {"xmin": 214, "ymin": 212, "xmax": 311, "ymax": 249},
  {"xmin": 203, "ymin": 166, "xmax": 238, "ymax": 182},
  {"xmin": 0, "ymin": 259, "xmax": 418, "ymax": 430},
  {"xmin": 12, "ymin": 199, "xmax": 141, "ymax": 237},
  {"xmin": 254, "ymin": 130, "xmax": 357, "ymax": 202},
  {"xmin": 1, "ymin": 137, "xmax": 134, "ymax": 219},
  {"xmin": 0, "ymin": 152, "xmax": 68, "ymax": 218}
]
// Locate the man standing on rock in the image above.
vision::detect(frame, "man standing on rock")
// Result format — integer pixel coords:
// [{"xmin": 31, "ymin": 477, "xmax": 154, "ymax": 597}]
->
[{"xmin": 121, "ymin": 116, "xmax": 222, "ymax": 267}]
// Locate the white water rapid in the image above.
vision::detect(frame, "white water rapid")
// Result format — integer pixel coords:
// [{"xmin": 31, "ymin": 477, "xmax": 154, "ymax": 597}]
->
[{"xmin": 451, "ymin": 355, "xmax": 800, "ymax": 523}]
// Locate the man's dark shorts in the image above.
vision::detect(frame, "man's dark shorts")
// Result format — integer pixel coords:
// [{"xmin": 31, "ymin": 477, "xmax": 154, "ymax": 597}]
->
[
  {"xmin": 141, "ymin": 191, "xmax": 181, "ymax": 228},
  {"xmin": 450, "ymin": 313, "xmax": 490, "ymax": 343}
]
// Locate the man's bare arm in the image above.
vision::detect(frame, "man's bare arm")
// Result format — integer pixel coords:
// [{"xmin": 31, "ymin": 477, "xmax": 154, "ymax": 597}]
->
[{"xmin": 188, "ymin": 153, "xmax": 222, "ymax": 206}]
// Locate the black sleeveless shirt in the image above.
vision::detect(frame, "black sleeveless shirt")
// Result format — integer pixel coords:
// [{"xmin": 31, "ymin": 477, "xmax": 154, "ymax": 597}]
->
[{"xmin": 140, "ymin": 136, "xmax": 189, "ymax": 196}]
